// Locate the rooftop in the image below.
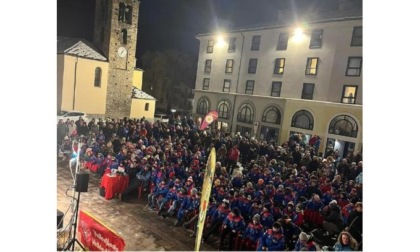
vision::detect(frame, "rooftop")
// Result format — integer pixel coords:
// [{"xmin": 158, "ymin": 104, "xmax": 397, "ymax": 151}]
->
[
  {"xmin": 57, "ymin": 36, "xmax": 107, "ymax": 61},
  {"xmin": 197, "ymin": 8, "xmax": 362, "ymax": 37},
  {"xmin": 132, "ymin": 87, "xmax": 156, "ymax": 100}
]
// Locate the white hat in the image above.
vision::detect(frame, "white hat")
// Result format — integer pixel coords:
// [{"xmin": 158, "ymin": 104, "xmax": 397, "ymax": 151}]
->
[{"xmin": 299, "ymin": 232, "xmax": 309, "ymax": 242}]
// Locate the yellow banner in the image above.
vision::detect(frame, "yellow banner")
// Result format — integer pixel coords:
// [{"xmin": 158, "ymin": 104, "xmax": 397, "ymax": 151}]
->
[{"xmin": 194, "ymin": 148, "xmax": 216, "ymax": 251}]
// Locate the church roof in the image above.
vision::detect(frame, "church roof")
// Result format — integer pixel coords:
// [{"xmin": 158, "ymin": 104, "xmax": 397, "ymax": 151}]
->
[
  {"xmin": 132, "ymin": 86, "xmax": 156, "ymax": 100},
  {"xmin": 57, "ymin": 36, "xmax": 107, "ymax": 61}
]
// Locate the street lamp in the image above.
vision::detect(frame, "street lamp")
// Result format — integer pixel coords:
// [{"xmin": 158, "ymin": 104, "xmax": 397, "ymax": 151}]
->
[
  {"xmin": 292, "ymin": 26, "xmax": 305, "ymax": 43},
  {"xmin": 216, "ymin": 34, "xmax": 226, "ymax": 47}
]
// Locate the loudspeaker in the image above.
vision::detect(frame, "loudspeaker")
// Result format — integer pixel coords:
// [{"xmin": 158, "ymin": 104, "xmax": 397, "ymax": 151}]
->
[
  {"xmin": 57, "ymin": 209, "xmax": 64, "ymax": 229},
  {"xmin": 75, "ymin": 171, "xmax": 89, "ymax": 192}
]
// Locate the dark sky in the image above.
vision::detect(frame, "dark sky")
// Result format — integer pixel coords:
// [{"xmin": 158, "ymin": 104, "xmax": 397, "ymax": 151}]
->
[{"xmin": 57, "ymin": 0, "xmax": 362, "ymax": 66}]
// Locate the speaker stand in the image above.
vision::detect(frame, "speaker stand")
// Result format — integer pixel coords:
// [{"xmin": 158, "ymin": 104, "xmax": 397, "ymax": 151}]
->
[{"xmin": 64, "ymin": 191, "xmax": 85, "ymax": 251}]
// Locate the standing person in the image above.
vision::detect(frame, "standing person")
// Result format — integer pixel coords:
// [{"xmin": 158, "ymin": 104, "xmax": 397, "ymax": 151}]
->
[
  {"xmin": 239, "ymin": 139, "xmax": 250, "ymax": 166},
  {"xmin": 217, "ymin": 144, "xmax": 228, "ymax": 167},
  {"xmin": 227, "ymin": 145, "xmax": 240, "ymax": 175},
  {"xmin": 67, "ymin": 120, "xmax": 77, "ymax": 137},
  {"xmin": 78, "ymin": 121, "xmax": 89, "ymax": 136},
  {"xmin": 314, "ymin": 136, "xmax": 321, "ymax": 156},
  {"xmin": 333, "ymin": 231, "xmax": 358, "ymax": 251},
  {"xmin": 75, "ymin": 116, "xmax": 84, "ymax": 130},
  {"xmin": 57, "ymin": 119, "xmax": 68, "ymax": 146}
]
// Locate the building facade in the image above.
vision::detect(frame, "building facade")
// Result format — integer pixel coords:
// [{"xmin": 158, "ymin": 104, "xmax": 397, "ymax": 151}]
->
[
  {"xmin": 193, "ymin": 15, "xmax": 362, "ymax": 158},
  {"xmin": 57, "ymin": 0, "xmax": 156, "ymax": 120}
]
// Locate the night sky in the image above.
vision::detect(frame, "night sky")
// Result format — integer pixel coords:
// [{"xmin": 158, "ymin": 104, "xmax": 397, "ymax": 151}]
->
[{"xmin": 57, "ymin": 0, "xmax": 362, "ymax": 66}]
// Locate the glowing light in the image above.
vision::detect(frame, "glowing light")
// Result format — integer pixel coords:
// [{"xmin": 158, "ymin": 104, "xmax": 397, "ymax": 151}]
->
[
  {"xmin": 217, "ymin": 35, "xmax": 224, "ymax": 44},
  {"xmin": 294, "ymin": 27, "xmax": 303, "ymax": 36},
  {"xmin": 292, "ymin": 27, "xmax": 305, "ymax": 43},
  {"xmin": 215, "ymin": 34, "xmax": 226, "ymax": 47}
]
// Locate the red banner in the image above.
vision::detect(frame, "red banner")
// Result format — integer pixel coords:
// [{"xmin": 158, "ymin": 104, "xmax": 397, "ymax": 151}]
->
[
  {"xmin": 78, "ymin": 210, "xmax": 125, "ymax": 251},
  {"xmin": 200, "ymin": 110, "xmax": 218, "ymax": 130}
]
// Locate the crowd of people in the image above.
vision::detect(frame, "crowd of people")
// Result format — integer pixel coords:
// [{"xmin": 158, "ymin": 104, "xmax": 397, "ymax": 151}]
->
[{"xmin": 57, "ymin": 115, "xmax": 363, "ymax": 251}]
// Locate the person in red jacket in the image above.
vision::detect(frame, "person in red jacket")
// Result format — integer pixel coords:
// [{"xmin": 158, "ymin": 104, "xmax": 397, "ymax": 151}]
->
[{"xmin": 227, "ymin": 144, "xmax": 240, "ymax": 175}]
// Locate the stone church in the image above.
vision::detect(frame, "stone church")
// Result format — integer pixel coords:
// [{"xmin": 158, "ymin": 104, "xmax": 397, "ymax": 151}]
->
[{"xmin": 57, "ymin": 0, "xmax": 155, "ymax": 120}]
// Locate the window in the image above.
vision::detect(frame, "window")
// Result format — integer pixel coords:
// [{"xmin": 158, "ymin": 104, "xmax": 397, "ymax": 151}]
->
[
  {"xmin": 245, "ymin": 80, "xmax": 254, "ymax": 95},
  {"xmin": 251, "ymin": 35, "xmax": 261, "ymax": 51},
  {"xmin": 277, "ymin": 32, "xmax": 289, "ymax": 50},
  {"xmin": 248, "ymin": 58, "xmax": 258, "ymax": 74},
  {"xmin": 351, "ymin": 26, "xmax": 362, "ymax": 46},
  {"xmin": 274, "ymin": 58, "xmax": 285, "ymax": 75},
  {"xmin": 225, "ymin": 59, "xmax": 234, "ymax": 73},
  {"xmin": 223, "ymin": 79, "xmax": 231, "ymax": 92},
  {"xmin": 118, "ymin": 3, "xmax": 126, "ymax": 21},
  {"xmin": 328, "ymin": 115, "xmax": 358, "ymax": 138},
  {"xmin": 262, "ymin": 106, "xmax": 281, "ymax": 124},
  {"xmin": 217, "ymin": 100, "xmax": 230, "ymax": 119},
  {"xmin": 125, "ymin": 5, "xmax": 132, "ymax": 24},
  {"xmin": 196, "ymin": 98, "xmax": 210, "ymax": 115},
  {"xmin": 271, "ymin": 82, "xmax": 282, "ymax": 97},
  {"xmin": 341, "ymin": 85, "xmax": 358, "ymax": 104},
  {"xmin": 207, "ymin": 40, "xmax": 214, "ymax": 53},
  {"xmin": 291, "ymin": 110, "xmax": 314, "ymax": 130},
  {"xmin": 346, "ymin": 57, "xmax": 362, "ymax": 76},
  {"xmin": 202, "ymin": 78, "xmax": 210, "ymax": 90},
  {"xmin": 122, "ymin": 29, "xmax": 127, "ymax": 45},
  {"xmin": 228, "ymin": 37, "xmax": 237, "ymax": 53},
  {"xmin": 94, "ymin": 67, "xmax": 102, "ymax": 87},
  {"xmin": 145, "ymin": 103, "xmax": 149, "ymax": 111},
  {"xmin": 204, "ymin": 59, "xmax": 212, "ymax": 73},
  {"xmin": 305, "ymin": 57, "xmax": 319, "ymax": 75},
  {"xmin": 309, "ymin": 29, "xmax": 323, "ymax": 49},
  {"xmin": 302, "ymin": 83, "xmax": 315, "ymax": 100},
  {"xmin": 237, "ymin": 103, "xmax": 254, "ymax": 124}
]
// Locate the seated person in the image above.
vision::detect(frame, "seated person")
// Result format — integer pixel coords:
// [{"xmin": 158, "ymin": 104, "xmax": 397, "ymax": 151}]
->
[{"xmin": 120, "ymin": 165, "xmax": 151, "ymax": 201}]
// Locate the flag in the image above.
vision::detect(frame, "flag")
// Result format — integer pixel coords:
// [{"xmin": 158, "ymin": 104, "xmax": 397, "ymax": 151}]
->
[
  {"xmin": 194, "ymin": 148, "xmax": 216, "ymax": 251},
  {"xmin": 200, "ymin": 110, "xmax": 218, "ymax": 130}
]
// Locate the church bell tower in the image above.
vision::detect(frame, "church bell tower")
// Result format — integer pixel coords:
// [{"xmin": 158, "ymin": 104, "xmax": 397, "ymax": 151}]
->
[{"xmin": 93, "ymin": 0, "xmax": 140, "ymax": 119}]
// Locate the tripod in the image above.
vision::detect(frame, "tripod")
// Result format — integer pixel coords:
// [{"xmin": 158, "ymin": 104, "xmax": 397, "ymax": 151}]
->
[
  {"xmin": 62, "ymin": 140, "xmax": 86, "ymax": 251},
  {"xmin": 64, "ymin": 191, "xmax": 85, "ymax": 251}
]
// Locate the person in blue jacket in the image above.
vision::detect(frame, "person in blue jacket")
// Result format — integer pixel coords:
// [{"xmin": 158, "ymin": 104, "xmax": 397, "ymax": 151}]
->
[
  {"xmin": 257, "ymin": 222, "xmax": 285, "ymax": 251},
  {"xmin": 202, "ymin": 199, "xmax": 231, "ymax": 243},
  {"xmin": 219, "ymin": 207, "xmax": 246, "ymax": 250},
  {"xmin": 147, "ymin": 180, "xmax": 169, "ymax": 210},
  {"xmin": 175, "ymin": 188, "xmax": 199, "ymax": 226},
  {"xmin": 157, "ymin": 186, "xmax": 178, "ymax": 215},
  {"xmin": 242, "ymin": 214, "xmax": 264, "ymax": 251}
]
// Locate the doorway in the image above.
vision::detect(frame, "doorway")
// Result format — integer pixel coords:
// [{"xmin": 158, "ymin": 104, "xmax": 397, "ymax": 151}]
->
[{"xmin": 325, "ymin": 138, "xmax": 355, "ymax": 159}]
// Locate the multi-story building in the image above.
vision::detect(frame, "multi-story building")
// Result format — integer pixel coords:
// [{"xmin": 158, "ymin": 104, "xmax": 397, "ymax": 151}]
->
[{"xmin": 193, "ymin": 11, "xmax": 362, "ymax": 158}]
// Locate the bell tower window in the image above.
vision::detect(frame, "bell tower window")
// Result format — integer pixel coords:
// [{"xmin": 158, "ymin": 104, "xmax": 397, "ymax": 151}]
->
[{"xmin": 122, "ymin": 29, "xmax": 127, "ymax": 44}]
